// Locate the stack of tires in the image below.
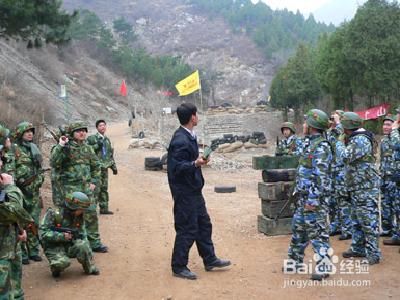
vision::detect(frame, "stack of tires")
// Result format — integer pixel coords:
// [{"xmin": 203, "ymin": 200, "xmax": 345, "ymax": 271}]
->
[{"xmin": 252, "ymin": 155, "xmax": 299, "ymax": 236}]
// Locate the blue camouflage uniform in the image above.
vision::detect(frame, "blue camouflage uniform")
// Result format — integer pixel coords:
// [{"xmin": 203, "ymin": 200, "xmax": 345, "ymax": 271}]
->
[
  {"xmin": 336, "ymin": 129, "xmax": 381, "ymax": 262},
  {"xmin": 326, "ymin": 124, "xmax": 352, "ymax": 237},
  {"xmin": 388, "ymin": 128, "xmax": 400, "ymax": 241},
  {"xmin": 288, "ymin": 134, "xmax": 332, "ymax": 265},
  {"xmin": 380, "ymin": 134, "xmax": 396, "ymax": 235}
]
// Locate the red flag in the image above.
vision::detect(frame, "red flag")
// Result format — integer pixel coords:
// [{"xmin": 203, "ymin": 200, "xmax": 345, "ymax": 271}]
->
[{"xmin": 120, "ymin": 80, "xmax": 127, "ymax": 97}]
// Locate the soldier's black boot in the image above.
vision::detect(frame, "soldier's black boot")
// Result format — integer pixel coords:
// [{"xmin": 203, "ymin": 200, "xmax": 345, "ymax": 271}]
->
[
  {"xmin": 30, "ymin": 255, "xmax": 42, "ymax": 262},
  {"xmin": 52, "ymin": 270, "xmax": 61, "ymax": 278},
  {"xmin": 338, "ymin": 234, "xmax": 351, "ymax": 241},
  {"xmin": 383, "ymin": 238, "xmax": 400, "ymax": 246},
  {"xmin": 22, "ymin": 258, "xmax": 30, "ymax": 265},
  {"xmin": 342, "ymin": 249, "xmax": 366, "ymax": 258},
  {"xmin": 92, "ymin": 244, "xmax": 108, "ymax": 253},
  {"xmin": 311, "ymin": 273, "xmax": 329, "ymax": 281}
]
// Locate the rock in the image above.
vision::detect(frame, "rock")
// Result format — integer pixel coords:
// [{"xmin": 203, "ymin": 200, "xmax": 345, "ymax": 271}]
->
[
  {"xmin": 244, "ymin": 142, "xmax": 258, "ymax": 149},
  {"xmin": 222, "ymin": 141, "xmax": 243, "ymax": 153}
]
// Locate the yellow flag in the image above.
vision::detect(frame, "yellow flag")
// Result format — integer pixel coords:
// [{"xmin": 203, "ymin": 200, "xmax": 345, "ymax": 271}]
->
[{"xmin": 175, "ymin": 70, "xmax": 201, "ymax": 96}]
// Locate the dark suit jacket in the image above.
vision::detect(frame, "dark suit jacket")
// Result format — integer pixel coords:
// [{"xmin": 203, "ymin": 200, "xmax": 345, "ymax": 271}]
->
[{"xmin": 167, "ymin": 126, "xmax": 204, "ymax": 198}]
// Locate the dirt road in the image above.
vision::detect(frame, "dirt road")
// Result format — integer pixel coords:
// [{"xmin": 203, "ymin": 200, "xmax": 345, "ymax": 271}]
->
[{"xmin": 24, "ymin": 123, "xmax": 400, "ymax": 299}]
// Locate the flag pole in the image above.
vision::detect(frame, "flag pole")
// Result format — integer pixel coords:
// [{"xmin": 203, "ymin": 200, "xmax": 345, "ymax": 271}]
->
[{"xmin": 199, "ymin": 78, "xmax": 205, "ymax": 148}]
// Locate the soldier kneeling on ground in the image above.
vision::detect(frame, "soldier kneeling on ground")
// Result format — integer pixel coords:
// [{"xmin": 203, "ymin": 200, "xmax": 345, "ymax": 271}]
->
[{"xmin": 39, "ymin": 192, "xmax": 100, "ymax": 278}]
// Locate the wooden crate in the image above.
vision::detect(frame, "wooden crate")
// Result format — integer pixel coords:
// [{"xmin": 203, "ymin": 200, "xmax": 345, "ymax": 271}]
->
[
  {"xmin": 257, "ymin": 215, "xmax": 293, "ymax": 236},
  {"xmin": 258, "ymin": 181, "xmax": 294, "ymax": 201},
  {"xmin": 261, "ymin": 199, "xmax": 295, "ymax": 219},
  {"xmin": 252, "ymin": 155, "xmax": 299, "ymax": 170}
]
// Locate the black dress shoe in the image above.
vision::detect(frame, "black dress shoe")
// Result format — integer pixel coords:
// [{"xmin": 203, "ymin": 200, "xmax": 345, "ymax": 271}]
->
[
  {"xmin": 338, "ymin": 234, "xmax": 351, "ymax": 241},
  {"xmin": 100, "ymin": 210, "xmax": 114, "ymax": 215},
  {"xmin": 205, "ymin": 258, "xmax": 231, "ymax": 271},
  {"xmin": 29, "ymin": 255, "xmax": 42, "ymax": 262},
  {"xmin": 22, "ymin": 258, "xmax": 30, "ymax": 265},
  {"xmin": 92, "ymin": 244, "xmax": 108, "ymax": 253},
  {"xmin": 172, "ymin": 269, "xmax": 197, "ymax": 280},
  {"xmin": 342, "ymin": 250, "xmax": 366, "ymax": 258}
]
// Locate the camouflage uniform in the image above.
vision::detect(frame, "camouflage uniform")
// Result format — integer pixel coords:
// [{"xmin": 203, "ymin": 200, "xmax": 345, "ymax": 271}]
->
[
  {"xmin": 336, "ymin": 112, "xmax": 381, "ymax": 263},
  {"xmin": 326, "ymin": 124, "xmax": 352, "ymax": 237},
  {"xmin": 14, "ymin": 122, "xmax": 44, "ymax": 262},
  {"xmin": 50, "ymin": 122, "xmax": 103, "ymax": 250},
  {"xmin": 389, "ymin": 126, "xmax": 400, "ymax": 241},
  {"xmin": 50, "ymin": 126, "xmax": 67, "ymax": 208},
  {"xmin": 40, "ymin": 192, "xmax": 99, "ymax": 277},
  {"xmin": 0, "ymin": 126, "xmax": 16, "ymax": 178},
  {"xmin": 288, "ymin": 110, "xmax": 332, "ymax": 276},
  {"xmin": 87, "ymin": 131, "xmax": 117, "ymax": 213},
  {"xmin": 276, "ymin": 122, "xmax": 302, "ymax": 156},
  {"xmin": 380, "ymin": 133, "xmax": 396, "ymax": 235},
  {"xmin": 0, "ymin": 184, "xmax": 34, "ymax": 300}
]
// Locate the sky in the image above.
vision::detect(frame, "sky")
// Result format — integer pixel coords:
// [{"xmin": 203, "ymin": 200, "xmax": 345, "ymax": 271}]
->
[{"xmin": 251, "ymin": 0, "xmax": 368, "ymax": 24}]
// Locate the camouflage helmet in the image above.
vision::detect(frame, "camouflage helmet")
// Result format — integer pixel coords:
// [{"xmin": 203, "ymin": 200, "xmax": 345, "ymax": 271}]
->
[
  {"xmin": 383, "ymin": 114, "xmax": 396, "ymax": 123},
  {"xmin": 64, "ymin": 192, "xmax": 93, "ymax": 211},
  {"xmin": 305, "ymin": 109, "xmax": 329, "ymax": 130},
  {"xmin": 14, "ymin": 121, "xmax": 35, "ymax": 139},
  {"xmin": 281, "ymin": 122, "xmax": 296, "ymax": 134},
  {"xmin": 0, "ymin": 125, "xmax": 10, "ymax": 149},
  {"xmin": 67, "ymin": 121, "xmax": 88, "ymax": 135},
  {"xmin": 341, "ymin": 112, "xmax": 363, "ymax": 130}
]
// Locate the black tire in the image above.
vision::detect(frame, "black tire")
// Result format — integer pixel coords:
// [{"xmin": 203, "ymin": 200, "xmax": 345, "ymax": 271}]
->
[
  {"xmin": 145, "ymin": 165, "xmax": 163, "ymax": 171},
  {"xmin": 145, "ymin": 157, "xmax": 162, "ymax": 168},
  {"xmin": 128, "ymin": 119, "xmax": 132, "ymax": 127},
  {"xmin": 138, "ymin": 131, "xmax": 145, "ymax": 139},
  {"xmin": 262, "ymin": 169, "xmax": 296, "ymax": 182},
  {"xmin": 214, "ymin": 186, "xmax": 236, "ymax": 193},
  {"xmin": 223, "ymin": 134, "xmax": 233, "ymax": 139},
  {"xmin": 258, "ymin": 138, "xmax": 267, "ymax": 144},
  {"xmin": 161, "ymin": 153, "xmax": 168, "ymax": 165}
]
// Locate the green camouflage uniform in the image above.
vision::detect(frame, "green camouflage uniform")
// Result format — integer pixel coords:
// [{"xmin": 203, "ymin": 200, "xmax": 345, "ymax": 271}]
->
[
  {"xmin": 50, "ymin": 144, "xmax": 64, "ymax": 208},
  {"xmin": 87, "ymin": 132, "xmax": 117, "ymax": 213},
  {"xmin": 50, "ymin": 123, "xmax": 102, "ymax": 249},
  {"xmin": 0, "ymin": 184, "xmax": 34, "ymax": 300},
  {"xmin": 14, "ymin": 122, "xmax": 44, "ymax": 261},
  {"xmin": 39, "ymin": 192, "xmax": 98, "ymax": 276}
]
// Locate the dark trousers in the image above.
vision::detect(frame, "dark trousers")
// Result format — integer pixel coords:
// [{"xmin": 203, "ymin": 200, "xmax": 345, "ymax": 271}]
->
[{"xmin": 171, "ymin": 194, "xmax": 216, "ymax": 272}]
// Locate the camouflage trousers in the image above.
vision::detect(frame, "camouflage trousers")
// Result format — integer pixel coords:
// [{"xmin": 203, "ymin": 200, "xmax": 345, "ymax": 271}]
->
[
  {"xmin": 380, "ymin": 180, "xmax": 396, "ymax": 234},
  {"xmin": 288, "ymin": 196, "xmax": 331, "ymax": 264},
  {"xmin": 51, "ymin": 175, "xmax": 64, "ymax": 208},
  {"xmin": 98, "ymin": 169, "xmax": 109, "ymax": 213},
  {"xmin": 0, "ymin": 247, "xmax": 24, "ymax": 300},
  {"xmin": 43, "ymin": 239, "xmax": 97, "ymax": 274},
  {"xmin": 22, "ymin": 193, "xmax": 41, "ymax": 260},
  {"xmin": 389, "ymin": 185, "xmax": 400, "ymax": 240},
  {"xmin": 350, "ymin": 188, "xmax": 381, "ymax": 260}
]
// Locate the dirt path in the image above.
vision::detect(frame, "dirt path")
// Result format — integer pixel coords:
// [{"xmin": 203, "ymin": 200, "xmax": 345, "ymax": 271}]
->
[{"xmin": 23, "ymin": 122, "xmax": 400, "ymax": 300}]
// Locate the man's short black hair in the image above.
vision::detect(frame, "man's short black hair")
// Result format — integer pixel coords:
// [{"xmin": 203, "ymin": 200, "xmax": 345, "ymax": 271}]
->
[
  {"xmin": 96, "ymin": 119, "xmax": 106, "ymax": 128},
  {"xmin": 177, "ymin": 103, "xmax": 197, "ymax": 125}
]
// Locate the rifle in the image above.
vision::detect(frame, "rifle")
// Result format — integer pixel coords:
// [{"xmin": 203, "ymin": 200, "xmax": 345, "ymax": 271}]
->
[
  {"xmin": 273, "ymin": 183, "xmax": 297, "ymax": 224},
  {"xmin": 50, "ymin": 226, "xmax": 84, "ymax": 240},
  {"xmin": 16, "ymin": 168, "xmax": 51, "ymax": 197},
  {"xmin": 42, "ymin": 122, "xmax": 59, "ymax": 142}
]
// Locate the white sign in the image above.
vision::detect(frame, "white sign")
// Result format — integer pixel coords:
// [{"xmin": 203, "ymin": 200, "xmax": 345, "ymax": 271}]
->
[
  {"xmin": 162, "ymin": 107, "xmax": 172, "ymax": 114},
  {"xmin": 60, "ymin": 85, "xmax": 67, "ymax": 98}
]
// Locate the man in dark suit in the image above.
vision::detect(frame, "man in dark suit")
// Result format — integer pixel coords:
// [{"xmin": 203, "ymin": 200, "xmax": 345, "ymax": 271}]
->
[{"xmin": 167, "ymin": 103, "xmax": 231, "ymax": 280}]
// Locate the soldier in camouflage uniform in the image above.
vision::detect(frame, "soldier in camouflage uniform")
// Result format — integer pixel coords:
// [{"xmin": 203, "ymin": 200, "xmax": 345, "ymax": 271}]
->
[
  {"xmin": 275, "ymin": 122, "xmax": 302, "ymax": 156},
  {"xmin": 14, "ymin": 122, "xmax": 44, "ymax": 264},
  {"xmin": 40, "ymin": 192, "xmax": 100, "ymax": 277},
  {"xmin": 87, "ymin": 120, "xmax": 118, "ymax": 215},
  {"xmin": 384, "ymin": 108, "xmax": 400, "ymax": 247},
  {"xmin": 287, "ymin": 109, "xmax": 332, "ymax": 281},
  {"xmin": 50, "ymin": 126, "xmax": 67, "ymax": 208},
  {"xmin": 326, "ymin": 111, "xmax": 352, "ymax": 240},
  {"xmin": 336, "ymin": 112, "xmax": 381, "ymax": 264},
  {"xmin": 50, "ymin": 121, "xmax": 108, "ymax": 253},
  {"xmin": 380, "ymin": 115, "xmax": 396, "ymax": 238},
  {"xmin": 0, "ymin": 126, "xmax": 16, "ymax": 178},
  {"xmin": 0, "ymin": 148, "xmax": 34, "ymax": 300}
]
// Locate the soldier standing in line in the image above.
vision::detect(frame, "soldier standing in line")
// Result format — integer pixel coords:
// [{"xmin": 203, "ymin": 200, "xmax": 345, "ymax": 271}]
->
[
  {"xmin": 50, "ymin": 122, "xmax": 108, "ymax": 253},
  {"xmin": 275, "ymin": 122, "xmax": 302, "ymax": 156},
  {"xmin": 0, "ymin": 144, "xmax": 34, "ymax": 300},
  {"xmin": 40, "ymin": 192, "xmax": 100, "ymax": 278},
  {"xmin": 87, "ymin": 120, "xmax": 118, "ymax": 215},
  {"xmin": 384, "ymin": 108, "xmax": 400, "ymax": 247},
  {"xmin": 326, "ymin": 111, "xmax": 352, "ymax": 240},
  {"xmin": 14, "ymin": 122, "xmax": 44, "ymax": 264},
  {"xmin": 336, "ymin": 112, "xmax": 381, "ymax": 265},
  {"xmin": 286, "ymin": 109, "xmax": 332, "ymax": 281},
  {"xmin": 380, "ymin": 115, "xmax": 397, "ymax": 238}
]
